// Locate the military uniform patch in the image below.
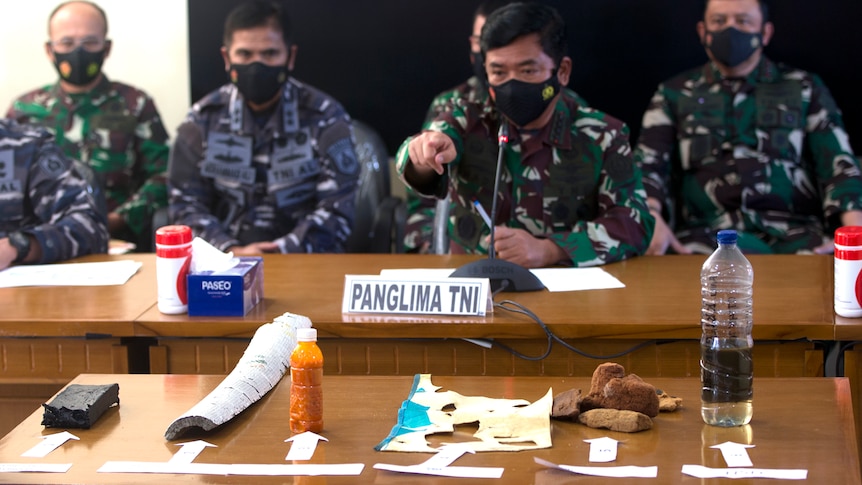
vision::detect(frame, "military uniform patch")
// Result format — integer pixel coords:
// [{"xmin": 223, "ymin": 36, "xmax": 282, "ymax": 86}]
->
[
  {"xmin": 0, "ymin": 150, "xmax": 13, "ymax": 181},
  {"xmin": 327, "ymin": 138, "xmax": 358, "ymax": 175}
]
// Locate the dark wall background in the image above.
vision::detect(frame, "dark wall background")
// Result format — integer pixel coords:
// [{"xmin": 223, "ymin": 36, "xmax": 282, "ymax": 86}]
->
[{"xmin": 188, "ymin": 0, "xmax": 862, "ymax": 156}]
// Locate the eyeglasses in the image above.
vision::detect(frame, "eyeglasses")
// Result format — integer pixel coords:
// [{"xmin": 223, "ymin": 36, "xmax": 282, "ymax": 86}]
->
[{"xmin": 48, "ymin": 36, "xmax": 108, "ymax": 54}]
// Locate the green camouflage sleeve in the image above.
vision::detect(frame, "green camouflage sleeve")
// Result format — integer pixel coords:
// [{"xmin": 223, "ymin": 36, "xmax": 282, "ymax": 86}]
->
[
  {"xmin": 114, "ymin": 94, "xmax": 169, "ymax": 236},
  {"xmin": 633, "ymin": 83, "xmax": 677, "ymax": 214},
  {"xmin": 804, "ymin": 74, "xmax": 862, "ymax": 227}
]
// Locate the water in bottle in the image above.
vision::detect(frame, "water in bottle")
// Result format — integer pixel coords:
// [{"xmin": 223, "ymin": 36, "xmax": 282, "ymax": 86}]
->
[
  {"xmin": 290, "ymin": 327, "xmax": 324, "ymax": 433},
  {"xmin": 700, "ymin": 230, "xmax": 754, "ymax": 427}
]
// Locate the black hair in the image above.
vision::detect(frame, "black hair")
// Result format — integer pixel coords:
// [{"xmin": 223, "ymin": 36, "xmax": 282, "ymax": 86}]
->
[
  {"xmin": 474, "ymin": 0, "xmax": 513, "ymax": 21},
  {"xmin": 703, "ymin": 0, "xmax": 770, "ymax": 24},
  {"xmin": 480, "ymin": 2, "xmax": 567, "ymax": 65},
  {"xmin": 48, "ymin": 1, "xmax": 108, "ymax": 36},
  {"xmin": 223, "ymin": 1, "xmax": 292, "ymax": 47}
]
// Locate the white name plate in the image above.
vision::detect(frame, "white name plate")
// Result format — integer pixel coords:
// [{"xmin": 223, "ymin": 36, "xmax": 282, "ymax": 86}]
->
[{"xmin": 342, "ymin": 275, "xmax": 492, "ymax": 316}]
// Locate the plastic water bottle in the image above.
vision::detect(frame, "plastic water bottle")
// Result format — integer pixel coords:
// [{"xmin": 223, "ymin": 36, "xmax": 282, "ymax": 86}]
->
[
  {"xmin": 290, "ymin": 327, "xmax": 324, "ymax": 433},
  {"xmin": 700, "ymin": 230, "xmax": 754, "ymax": 427},
  {"xmin": 155, "ymin": 225, "xmax": 192, "ymax": 314}
]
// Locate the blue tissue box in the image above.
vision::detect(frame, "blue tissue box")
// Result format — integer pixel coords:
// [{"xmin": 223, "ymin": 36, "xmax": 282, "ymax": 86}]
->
[{"xmin": 187, "ymin": 257, "xmax": 264, "ymax": 316}]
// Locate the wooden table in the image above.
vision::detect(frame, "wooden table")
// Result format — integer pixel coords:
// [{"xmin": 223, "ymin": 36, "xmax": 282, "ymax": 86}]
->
[
  {"xmin": 133, "ymin": 253, "xmax": 834, "ymax": 340},
  {"xmin": 0, "ymin": 254, "xmax": 155, "ymax": 337},
  {"xmin": 0, "ymin": 373, "xmax": 857, "ymax": 484},
  {"xmin": 130, "ymin": 254, "xmax": 830, "ymax": 379},
  {"xmin": 0, "ymin": 254, "xmax": 831, "ymax": 418}
]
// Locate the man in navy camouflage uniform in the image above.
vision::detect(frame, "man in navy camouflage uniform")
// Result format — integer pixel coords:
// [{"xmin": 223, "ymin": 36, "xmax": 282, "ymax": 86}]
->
[
  {"xmin": 0, "ymin": 120, "xmax": 108, "ymax": 270},
  {"xmin": 7, "ymin": 1, "xmax": 169, "ymax": 250},
  {"xmin": 397, "ymin": 2, "xmax": 653, "ymax": 268},
  {"xmin": 635, "ymin": 0, "xmax": 862, "ymax": 255},
  {"xmin": 169, "ymin": 0, "xmax": 358, "ymax": 255}
]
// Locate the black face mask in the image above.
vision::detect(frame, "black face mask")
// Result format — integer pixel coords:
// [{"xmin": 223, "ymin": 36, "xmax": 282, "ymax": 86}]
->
[
  {"xmin": 706, "ymin": 27, "xmax": 763, "ymax": 68},
  {"xmin": 229, "ymin": 62, "xmax": 288, "ymax": 105},
  {"xmin": 491, "ymin": 72, "xmax": 561, "ymax": 127},
  {"xmin": 470, "ymin": 50, "xmax": 488, "ymax": 90},
  {"xmin": 52, "ymin": 46, "xmax": 105, "ymax": 86}
]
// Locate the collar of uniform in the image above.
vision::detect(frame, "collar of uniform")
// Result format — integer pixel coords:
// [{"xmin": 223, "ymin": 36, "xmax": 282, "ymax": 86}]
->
[
  {"xmin": 477, "ymin": 92, "xmax": 573, "ymax": 149},
  {"xmin": 51, "ymin": 75, "xmax": 112, "ymax": 107},
  {"xmin": 545, "ymin": 94, "xmax": 573, "ymax": 150},
  {"xmin": 701, "ymin": 56, "xmax": 777, "ymax": 86},
  {"xmin": 230, "ymin": 78, "xmax": 298, "ymax": 135}
]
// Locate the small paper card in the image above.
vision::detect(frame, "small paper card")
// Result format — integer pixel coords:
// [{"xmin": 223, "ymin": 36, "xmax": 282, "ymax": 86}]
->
[{"xmin": 342, "ymin": 275, "xmax": 492, "ymax": 316}]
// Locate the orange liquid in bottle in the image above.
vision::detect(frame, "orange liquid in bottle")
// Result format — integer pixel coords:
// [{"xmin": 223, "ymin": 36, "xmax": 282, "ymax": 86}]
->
[{"xmin": 290, "ymin": 329, "xmax": 323, "ymax": 433}]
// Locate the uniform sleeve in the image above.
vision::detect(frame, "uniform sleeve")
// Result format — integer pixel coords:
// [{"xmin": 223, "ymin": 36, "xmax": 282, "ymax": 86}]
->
[
  {"xmin": 275, "ymin": 112, "xmax": 359, "ymax": 253},
  {"xmin": 804, "ymin": 74, "xmax": 862, "ymax": 228},
  {"xmin": 548, "ymin": 123, "xmax": 655, "ymax": 266},
  {"xmin": 116, "ymin": 93, "xmax": 170, "ymax": 236},
  {"xmin": 168, "ymin": 118, "xmax": 241, "ymax": 251},
  {"xmin": 25, "ymin": 139, "xmax": 109, "ymax": 263},
  {"xmin": 634, "ymin": 83, "xmax": 678, "ymax": 213}
]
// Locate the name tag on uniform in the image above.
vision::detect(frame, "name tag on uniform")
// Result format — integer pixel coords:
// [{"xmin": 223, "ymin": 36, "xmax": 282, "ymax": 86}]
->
[
  {"xmin": 0, "ymin": 179, "xmax": 22, "ymax": 194},
  {"xmin": 201, "ymin": 160, "xmax": 256, "ymax": 185},
  {"xmin": 342, "ymin": 275, "xmax": 492, "ymax": 316}
]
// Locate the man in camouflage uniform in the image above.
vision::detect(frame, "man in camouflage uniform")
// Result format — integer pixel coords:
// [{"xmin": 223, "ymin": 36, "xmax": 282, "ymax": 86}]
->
[
  {"xmin": 397, "ymin": 2, "xmax": 653, "ymax": 268},
  {"xmin": 635, "ymin": 0, "xmax": 862, "ymax": 255},
  {"xmin": 0, "ymin": 119, "xmax": 108, "ymax": 270},
  {"xmin": 169, "ymin": 1, "xmax": 358, "ymax": 255},
  {"xmin": 6, "ymin": 1, "xmax": 169, "ymax": 251}
]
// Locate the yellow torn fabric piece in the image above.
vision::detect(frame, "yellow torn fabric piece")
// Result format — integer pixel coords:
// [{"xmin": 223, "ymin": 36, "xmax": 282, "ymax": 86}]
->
[{"xmin": 375, "ymin": 374, "xmax": 552, "ymax": 452}]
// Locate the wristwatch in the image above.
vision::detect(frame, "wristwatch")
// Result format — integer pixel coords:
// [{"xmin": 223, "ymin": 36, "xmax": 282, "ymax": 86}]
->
[{"xmin": 8, "ymin": 231, "xmax": 31, "ymax": 264}]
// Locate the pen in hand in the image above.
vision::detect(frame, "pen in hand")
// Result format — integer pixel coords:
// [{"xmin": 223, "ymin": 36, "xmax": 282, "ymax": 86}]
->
[{"xmin": 473, "ymin": 200, "xmax": 493, "ymax": 229}]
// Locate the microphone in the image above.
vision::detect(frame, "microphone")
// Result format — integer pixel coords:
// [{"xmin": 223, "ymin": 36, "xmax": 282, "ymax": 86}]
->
[{"xmin": 449, "ymin": 122, "xmax": 544, "ymax": 292}]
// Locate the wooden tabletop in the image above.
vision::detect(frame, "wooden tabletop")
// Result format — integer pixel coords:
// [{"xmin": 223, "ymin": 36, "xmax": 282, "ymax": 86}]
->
[
  {"xmin": 133, "ymin": 253, "xmax": 835, "ymax": 340},
  {"xmin": 0, "ymin": 253, "xmax": 837, "ymax": 340},
  {"xmin": 0, "ymin": 255, "xmax": 155, "ymax": 337},
  {"xmin": 0, "ymin": 373, "xmax": 857, "ymax": 484}
]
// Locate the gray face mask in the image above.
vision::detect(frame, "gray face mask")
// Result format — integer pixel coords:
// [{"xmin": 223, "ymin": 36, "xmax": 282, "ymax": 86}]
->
[{"xmin": 706, "ymin": 27, "xmax": 763, "ymax": 68}]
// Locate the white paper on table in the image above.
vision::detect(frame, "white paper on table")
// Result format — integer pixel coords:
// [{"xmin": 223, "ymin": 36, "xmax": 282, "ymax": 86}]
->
[
  {"xmin": 0, "ymin": 260, "xmax": 142, "ymax": 288},
  {"xmin": 535, "ymin": 457, "xmax": 657, "ymax": 478},
  {"xmin": 98, "ymin": 461, "xmax": 364, "ymax": 476},
  {"xmin": 0, "ymin": 463, "xmax": 73, "ymax": 473},
  {"xmin": 380, "ymin": 267, "xmax": 624, "ymax": 293},
  {"xmin": 379, "ymin": 268, "xmax": 457, "ymax": 279},
  {"xmin": 681, "ymin": 464, "xmax": 808, "ymax": 480},
  {"xmin": 373, "ymin": 463, "xmax": 504, "ymax": 479},
  {"xmin": 529, "ymin": 267, "xmax": 625, "ymax": 292}
]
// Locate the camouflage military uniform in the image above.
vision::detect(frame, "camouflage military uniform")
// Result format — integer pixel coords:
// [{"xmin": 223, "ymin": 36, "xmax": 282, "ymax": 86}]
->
[
  {"xmin": 396, "ymin": 89, "xmax": 654, "ymax": 266},
  {"xmin": 636, "ymin": 57, "xmax": 862, "ymax": 254},
  {"xmin": 168, "ymin": 78, "xmax": 359, "ymax": 253},
  {"xmin": 0, "ymin": 119, "xmax": 108, "ymax": 262},
  {"xmin": 6, "ymin": 76, "xmax": 169, "ymax": 245},
  {"xmin": 404, "ymin": 76, "xmax": 589, "ymax": 253}
]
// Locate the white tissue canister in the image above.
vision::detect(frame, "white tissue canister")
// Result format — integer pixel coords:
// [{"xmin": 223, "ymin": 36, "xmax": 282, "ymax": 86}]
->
[
  {"xmin": 155, "ymin": 225, "xmax": 193, "ymax": 314},
  {"xmin": 835, "ymin": 226, "xmax": 862, "ymax": 318}
]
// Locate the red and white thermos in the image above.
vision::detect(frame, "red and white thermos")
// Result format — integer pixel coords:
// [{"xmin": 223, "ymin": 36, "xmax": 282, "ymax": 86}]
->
[
  {"xmin": 835, "ymin": 226, "xmax": 862, "ymax": 318},
  {"xmin": 155, "ymin": 225, "xmax": 192, "ymax": 314}
]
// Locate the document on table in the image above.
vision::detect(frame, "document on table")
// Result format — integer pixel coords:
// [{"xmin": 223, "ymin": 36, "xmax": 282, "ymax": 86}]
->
[
  {"xmin": 0, "ymin": 260, "xmax": 142, "ymax": 288},
  {"xmin": 379, "ymin": 267, "xmax": 624, "ymax": 293}
]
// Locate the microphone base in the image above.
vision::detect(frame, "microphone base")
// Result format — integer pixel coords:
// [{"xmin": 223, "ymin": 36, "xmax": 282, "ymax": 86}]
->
[{"xmin": 450, "ymin": 259, "xmax": 544, "ymax": 293}]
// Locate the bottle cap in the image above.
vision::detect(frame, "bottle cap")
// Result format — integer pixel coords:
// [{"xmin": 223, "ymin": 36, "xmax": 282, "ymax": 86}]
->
[
  {"xmin": 155, "ymin": 225, "xmax": 192, "ymax": 246},
  {"xmin": 716, "ymin": 230, "xmax": 738, "ymax": 245},
  {"xmin": 297, "ymin": 328, "xmax": 317, "ymax": 342},
  {"xmin": 835, "ymin": 226, "xmax": 862, "ymax": 246}
]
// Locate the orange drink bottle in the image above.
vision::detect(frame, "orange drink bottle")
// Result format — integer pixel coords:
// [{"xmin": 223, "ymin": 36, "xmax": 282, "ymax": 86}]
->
[{"xmin": 289, "ymin": 328, "xmax": 323, "ymax": 433}]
